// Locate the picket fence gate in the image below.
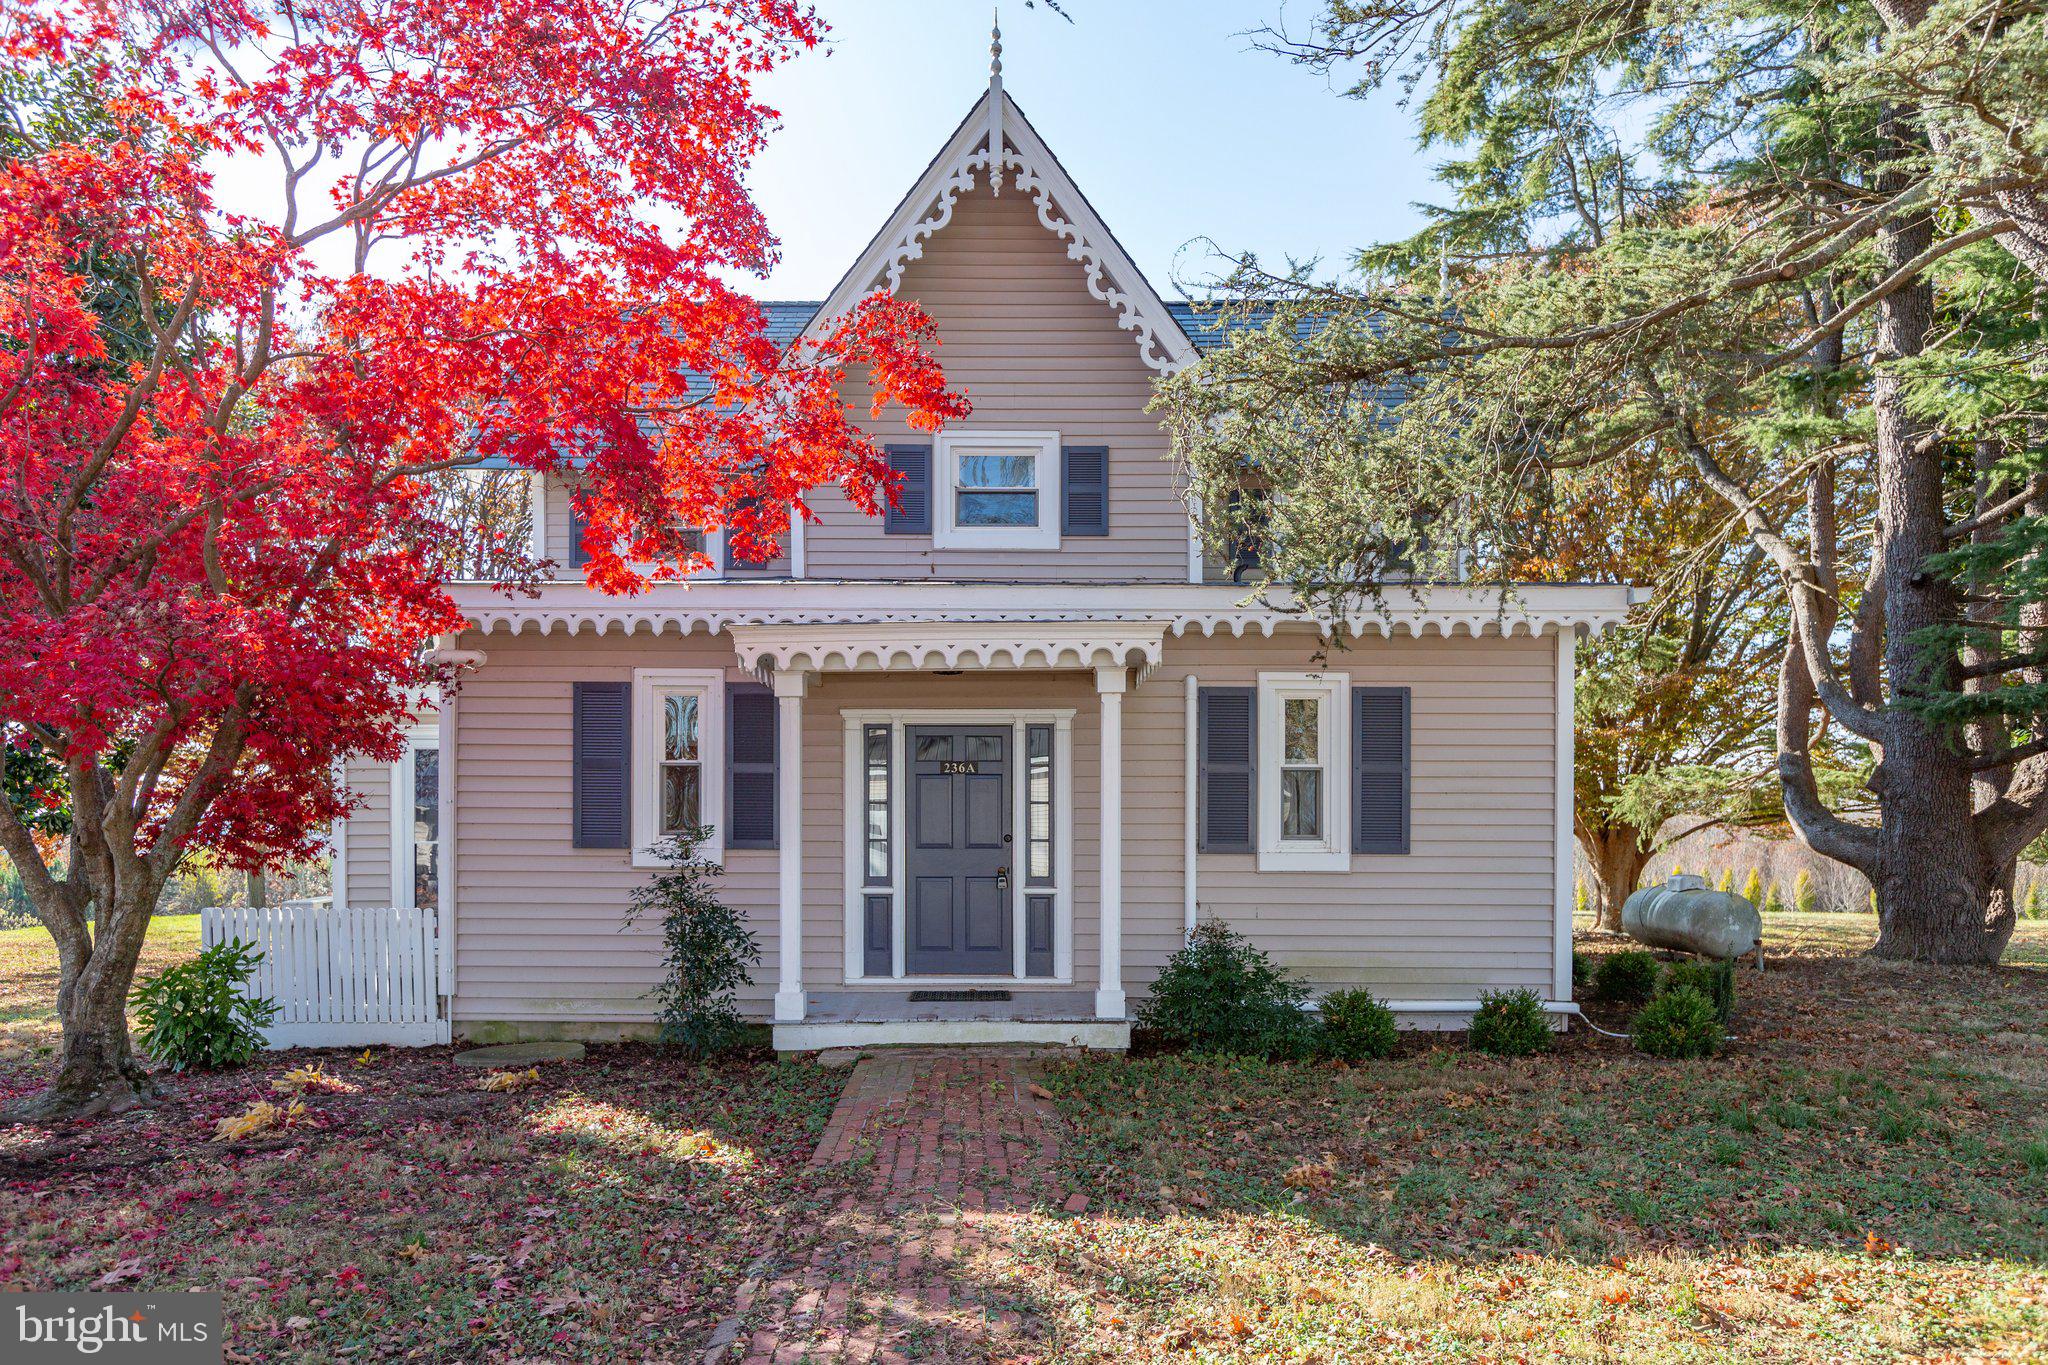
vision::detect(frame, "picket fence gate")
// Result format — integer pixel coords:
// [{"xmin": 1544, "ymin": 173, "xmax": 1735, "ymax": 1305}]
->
[{"xmin": 200, "ymin": 903, "xmax": 450, "ymax": 1048}]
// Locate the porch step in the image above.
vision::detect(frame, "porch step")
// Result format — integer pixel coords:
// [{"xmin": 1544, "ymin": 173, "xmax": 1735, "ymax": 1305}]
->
[{"xmin": 774, "ymin": 1018, "xmax": 1130, "ymax": 1053}]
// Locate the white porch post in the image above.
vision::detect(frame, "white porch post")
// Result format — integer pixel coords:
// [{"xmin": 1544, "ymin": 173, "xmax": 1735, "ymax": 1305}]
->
[
  {"xmin": 774, "ymin": 668, "xmax": 809, "ymax": 1022},
  {"xmin": 1095, "ymin": 665, "xmax": 1128, "ymax": 1019}
]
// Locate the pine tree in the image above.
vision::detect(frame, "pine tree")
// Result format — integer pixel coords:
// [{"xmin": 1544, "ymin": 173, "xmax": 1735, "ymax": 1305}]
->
[
  {"xmin": 1794, "ymin": 870, "xmax": 1817, "ymax": 914},
  {"xmin": 1715, "ymin": 868, "xmax": 1735, "ymax": 893},
  {"xmin": 1740, "ymin": 870, "xmax": 1763, "ymax": 906}
]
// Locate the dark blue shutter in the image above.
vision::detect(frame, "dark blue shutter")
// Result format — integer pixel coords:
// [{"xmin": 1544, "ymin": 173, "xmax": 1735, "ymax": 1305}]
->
[
  {"xmin": 571, "ymin": 682, "xmax": 630, "ymax": 849},
  {"xmin": 883, "ymin": 444, "xmax": 931, "ymax": 535},
  {"xmin": 1353, "ymin": 687, "xmax": 1411, "ymax": 854},
  {"xmin": 1197, "ymin": 686, "xmax": 1256, "ymax": 852},
  {"xmin": 1061, "ymin": 445, "xmax": 1110, "ymax": 536},
  {"xmin": 726, "ymin": 683, "xmax": 777, "ymax": 849},
  {"xmin": 568, "ymin": 503, "xmax": 591, "ymax": 568}
]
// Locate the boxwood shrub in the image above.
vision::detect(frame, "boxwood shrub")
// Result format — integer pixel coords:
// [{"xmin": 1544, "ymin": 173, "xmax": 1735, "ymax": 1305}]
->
[
  {"xmin": 1592, "ymin": 950, "xmax": 1661, "ymax": 1004},
  {"xmin": 1319, "ymin": 988, "xmax": 1398, "ymax": 1061},
  {"xmin": 1632, "ymin": 985, "xmax": 1724, "ymax": 1058},
  {"xmin": 1659, "ymin": 958, "xmax": 1736, "ymax": 1023},
  {"xmin": 1467, "ymin": 988, "xmax": 1551, "ymax": 1056},
  {"xmin": 1138, "ymin": 921, "xmax": 1317, "ymax": 1060}
]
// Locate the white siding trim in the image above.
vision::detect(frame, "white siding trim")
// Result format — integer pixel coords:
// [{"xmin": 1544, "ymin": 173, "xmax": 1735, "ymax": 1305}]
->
[
  {"xmin": 1095, "ymin": 666, "xmax": 1127, "ymax": 1019},
  {"xmin": 1553, "ymin": 629, "xmax": 1577, "ymax": 1003},
  {"xmin": 773, "ymin": 668, "xmax": 808, "ymax": 1021},
  {"xmin": 437, "ymin": 698, "xmax": 456, "ymax": 999},
  {"xmin": 1182, "ymin": 672, "xmax": 1198, "ymax": 937}
]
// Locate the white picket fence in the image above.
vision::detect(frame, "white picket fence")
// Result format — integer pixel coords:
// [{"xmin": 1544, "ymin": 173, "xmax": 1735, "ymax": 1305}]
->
[{"xmin": 201, "ymin": 903, "xmax": 449, "ymax": 1048}]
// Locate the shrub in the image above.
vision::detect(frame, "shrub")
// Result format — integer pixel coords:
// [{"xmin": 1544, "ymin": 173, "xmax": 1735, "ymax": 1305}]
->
[
  {"xmin": 1793, "ymin": 869, "xmax": 1816, "ymax": 913},
  {"xmin": 1660, "ymin": 958, "xmax": 1736, "ymax": 1023},
  {"xmin": 1714, "ymin": 868, "xmax": 1735, "ymax": 892},
  {"xmin": 1739, "ymin": 869, "xmax": 1762, "ymax": 904},
  {"xmin": 2025, "ymin": 884, "xmax": 2042, "ymax": 920},
  {"xmin": 1319, "ymin": 989, "xmax": 1398, "ymax": 1061},
  {"xmin": 1761, "ymin": 881, "xmax": 1785, "ymax": 914},
  {"xmin": 1138, "ymin": 921, "xmax": 1316, "ymax": 1059},
  {"xmin": 623, "ymin": 828, "xmax": 760, "ymax": 1057},
  {"xmin": 1571, "ymin": 950, "xmax": 1593, "ymax": 990},
  {"xmin": 1632, "ymin": 986, "xmax": 1724, "ymax": 1058},
  {"xmin": 1592, "ymin": 950, "xmax": 1660, "ymax": 1004},
  {"xmin": 1573, "ymin": 877, "xmax": 1587, "ymax": 918},
  {"xmin": 1467, "ymin": 988, "xmax": 1551, "ymax": 1056},
  {"xmin": 131, "ymin": 938, "xmax": 278, "ymax": 1071}
]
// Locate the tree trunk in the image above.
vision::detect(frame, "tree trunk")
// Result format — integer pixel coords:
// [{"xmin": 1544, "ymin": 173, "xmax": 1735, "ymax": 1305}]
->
[
  {"xmin": 4, "ymin": 883, "xmax": 167, "ymax": 1122},
  {"xmin": 1580, "ymin": 824, "xmax": 1653, "ymax": 933},
  {"xmin": 1863, "ymin": 144, "xmax": 2016, "ymax": 965}
]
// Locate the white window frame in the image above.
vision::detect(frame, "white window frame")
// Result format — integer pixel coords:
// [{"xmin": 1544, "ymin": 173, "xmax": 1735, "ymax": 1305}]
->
[
  {"xmin": 840, "ymin": 708, "xmax": 1075, "ymax": 985},
  {"xmin": 631, "ymin": 668, "xmax": 726, "ymax": 868},
  {"xmin": 1256, "ymin": 672, "xmax": 1350, "ymax": 872},
  {"xmin": 390, "ymin": 722, "xmax": 441, "ymax": 912},
  {"xmin": 932, "ymin": 430, "xmax": 1061, "ymax": 551}
]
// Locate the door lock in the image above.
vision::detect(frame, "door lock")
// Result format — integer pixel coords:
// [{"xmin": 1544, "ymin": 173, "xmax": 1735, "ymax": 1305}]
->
[{"xmin": 995, "ymin": 866, "xmax": 1010, "ymax": 890}]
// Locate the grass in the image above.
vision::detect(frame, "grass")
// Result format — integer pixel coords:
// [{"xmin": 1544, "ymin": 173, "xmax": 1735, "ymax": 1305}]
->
[
  {"xmin": 0, "ymin": 917, "xmax": 843, "ymax": 1361},
  {"xmin": 5, "ymin": 913, "xmax": 2047, "ymax": 1361},
  {"xmin": 997, "ymin": 919, "xmax": 2048, "ymax": 1362}
]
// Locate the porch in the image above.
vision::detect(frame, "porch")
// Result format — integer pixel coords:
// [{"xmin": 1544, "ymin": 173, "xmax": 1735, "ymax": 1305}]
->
[{"xmin": 727, "ymin": 621, "xmax": 1159, "ymax": 1049}]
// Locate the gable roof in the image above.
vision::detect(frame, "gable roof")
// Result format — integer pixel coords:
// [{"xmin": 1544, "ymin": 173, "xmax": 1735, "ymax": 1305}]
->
[{"xmin": 794, "ymin": 86, "xmax": 1198, "ymax": 374}]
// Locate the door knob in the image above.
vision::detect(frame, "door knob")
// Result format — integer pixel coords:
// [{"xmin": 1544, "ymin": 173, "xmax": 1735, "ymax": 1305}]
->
[{"xmin": 995, "ymin": 866, "xmax": 1010, "ymax": 890}]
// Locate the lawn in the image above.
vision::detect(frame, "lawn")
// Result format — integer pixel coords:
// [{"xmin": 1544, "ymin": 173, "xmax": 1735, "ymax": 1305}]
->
[
  {"xmin": 3, "ymin": 913, "xmax": 2046, "ymax": 1362},
  {"xmin": 0, "ymin": 917, "xmax": 844, "ymax": 1361},
  {"xmin": 1003, "ymin": 917, "xmax": 2048, "ymax": 1362}
]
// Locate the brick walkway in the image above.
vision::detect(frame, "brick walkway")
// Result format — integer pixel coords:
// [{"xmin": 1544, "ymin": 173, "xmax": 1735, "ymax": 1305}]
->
[{"xmin": 705, "ymin": 1051, "xmax": 1081, "ymax": 1364}]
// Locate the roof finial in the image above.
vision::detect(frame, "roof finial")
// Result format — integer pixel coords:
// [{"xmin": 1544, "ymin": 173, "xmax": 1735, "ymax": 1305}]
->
[{"xmin": 987, "ymin": 8, "xmax": 1006, "ymax": 196}]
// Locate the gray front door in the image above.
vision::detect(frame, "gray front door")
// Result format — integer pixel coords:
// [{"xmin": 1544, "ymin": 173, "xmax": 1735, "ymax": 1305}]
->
[{"xmin": 906, "ymin": 727, "xmax": 1012, "ymax": 975}]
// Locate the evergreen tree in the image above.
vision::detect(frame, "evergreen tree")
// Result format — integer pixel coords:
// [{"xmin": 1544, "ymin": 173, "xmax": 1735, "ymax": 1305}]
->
[{"xmin": 1166, "ymin": 0, "xmax": 2048, "ymax": 962}]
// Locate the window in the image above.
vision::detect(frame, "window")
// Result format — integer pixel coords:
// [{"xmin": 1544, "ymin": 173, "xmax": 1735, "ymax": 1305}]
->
[
  {"xmin": 933, "ymin": 431, "xmax": 1060, "ymax": 550},
  {"xmin": 1256, "ymin": 673, "xmax": 1349, "ymax": 871},
  {"xmin": 412, "ymin": 744, "xmax": 440, "ymax": 911},
  {"xmin": 631, "ymin": 669, "xmax": 726, "ymax": 866},
  {"xmin": 1026, "ymin": 723, "xmax": 1054, "ymax": 885},
  {"xmin": 863, "ymin": 723, "xmax": 891, "ymax": 885}
]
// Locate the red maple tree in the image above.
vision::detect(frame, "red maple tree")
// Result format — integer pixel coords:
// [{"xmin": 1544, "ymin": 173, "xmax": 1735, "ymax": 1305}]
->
[{"xmin": 0, "ymin": 0, "xmax": 965, "ymax": 1117}]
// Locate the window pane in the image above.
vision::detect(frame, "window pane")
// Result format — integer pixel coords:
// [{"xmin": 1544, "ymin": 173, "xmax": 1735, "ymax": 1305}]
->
[
  {"xmin": 1281, "ymin": 768, "xmax": 1322, "ymax": 840},
  {"xmin": 956, "ymin": 452, "xmax": 1035, "ymax": 488},
  {"xmin": 965, "ymin": 734, "xmax": 1003, "ymax": 762},
  {"xmin": 865, "ymin": 724, "xmax": 892, "ymax": 885},
  {"xmin": 412, "ymin": 747, "xmax": 439, "ymax": 844},
  {"xmin": 414, "ymin": 842, "xmax": 439, "ymax": 912},
  {"xmin": 957, "ymin": 491, "xmax": 1037, "ymax": 526},
  {"xmin": 914, "ymin": 733, "xmax": 952, "ymax": 761},
  {"xmin": 660, "ymin": 763, "xmax": 700, "ymax": 833},
  {"xmin": 1026, "ymin": 723, "xmax": 1054, "ymax": 886},
  {"xmin": 664, "ymin": 694, "xmax": 699, "ymax": 762},
  {"xmin": 1284, "ymin": 697, "xmax": 1319, "ymax": 764}
]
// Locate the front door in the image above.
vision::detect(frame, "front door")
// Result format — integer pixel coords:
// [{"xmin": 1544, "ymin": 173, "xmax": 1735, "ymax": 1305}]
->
[{"xmin": 906, "ymin": 727, "xmax": 1012, "ymax": 975}]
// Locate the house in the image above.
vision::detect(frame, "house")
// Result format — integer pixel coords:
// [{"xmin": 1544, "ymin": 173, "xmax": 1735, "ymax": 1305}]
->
[{"xmin": 328, "ymin": 58, "xmax": 1637, "ymax": 1052}]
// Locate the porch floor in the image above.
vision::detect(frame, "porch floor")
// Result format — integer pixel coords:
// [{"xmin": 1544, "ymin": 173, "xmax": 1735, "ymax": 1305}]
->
[{"xmin": 802, "ymin": 988, "xmax": 1101, "ymax": 1024}]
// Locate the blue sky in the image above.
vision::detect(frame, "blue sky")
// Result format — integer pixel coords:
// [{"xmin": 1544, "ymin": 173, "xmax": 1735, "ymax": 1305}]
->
[{"xmin": 742, "ymin": 2, "xmax": 1435, "ymax": 300}]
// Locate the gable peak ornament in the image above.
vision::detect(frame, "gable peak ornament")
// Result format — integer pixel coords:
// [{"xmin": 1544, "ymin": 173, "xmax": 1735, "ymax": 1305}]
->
[{"xmin": 988, "ymin": 10, "xmax": 1005, "ymax": 194}]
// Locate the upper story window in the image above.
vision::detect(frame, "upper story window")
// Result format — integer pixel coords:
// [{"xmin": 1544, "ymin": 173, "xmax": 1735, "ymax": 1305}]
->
[{"xmin": 933, "ymin": 431, "xmax": 1060, "ymax": 550}]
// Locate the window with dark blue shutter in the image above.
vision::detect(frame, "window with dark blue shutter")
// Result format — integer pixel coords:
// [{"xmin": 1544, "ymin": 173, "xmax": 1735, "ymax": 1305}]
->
[
  {"xmin": 726, "ymin": 683, "xmax": 777, "ymax": 849},
  {"xmin": 1197, "ymin": 686, "xmax": 1256, "ymax": 852},
  {"xmin": 1353, "ymin": 687, "xmax": 1411, "ymax": 854},
  {"xmin": 883, "ymin": 444, "xmax": 931, "ymax": 535},
  {"xmin": 1061, "ymin": 445, "xmax": 1109, "ymax": 536},
  {"xmin": 571, "ymin": 682, "xmax": 631, "ymax": 849}
]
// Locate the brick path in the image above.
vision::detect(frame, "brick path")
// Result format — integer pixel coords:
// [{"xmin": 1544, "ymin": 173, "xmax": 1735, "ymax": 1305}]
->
[{"xmin": 705, "ymin": 1051, "xmax": 1081, "ymax": 1364}]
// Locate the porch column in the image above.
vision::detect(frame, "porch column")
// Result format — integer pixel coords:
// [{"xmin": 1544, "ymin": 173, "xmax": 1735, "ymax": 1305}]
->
[
  {"xmin": 1095, "ymin": 664, "xmax": 1128, "ymax": 1019},
  {"xmin": 773, "ymin": 668, "xmax": 809, "ymax": 1022}
]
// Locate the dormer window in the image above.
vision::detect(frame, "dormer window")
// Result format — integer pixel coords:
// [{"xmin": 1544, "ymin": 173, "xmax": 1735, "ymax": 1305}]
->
[{"xmin": 933, "ymin": 431, "xmax": 1060, "ymax": 550}]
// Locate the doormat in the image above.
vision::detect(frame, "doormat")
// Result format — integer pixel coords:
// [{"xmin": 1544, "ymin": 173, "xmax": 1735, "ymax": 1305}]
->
[{"xmin": 906, "ymin": 989, "xmax": 1014, "ymax": 1002}]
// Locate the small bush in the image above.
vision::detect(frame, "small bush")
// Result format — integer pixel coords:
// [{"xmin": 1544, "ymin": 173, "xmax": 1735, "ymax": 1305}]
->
[
  {"xmin": 1467, "ymin": 988, "xmax": 1551, "ymax": 1056},
  {"xmin": 1632, "ymin": 986, "xmax": 1723, "ymax": 1058},
  {"xmin": 1592, "ymin": 950, "xmax": 1660, "ymax": 1004},
  {"xmin": 1660, "ymin": 958, "xmax": 1736, "ymax": 1023},
  {"xmin": 1739, "ymin": 869, "xmax": 1762, "ymax": 904},
  {"xmin": 1138, "ymin": 921, "xmax": 1316, "ymax": 1059},
  {"xmin": 131, "ymin": 938, "xmax": 278, "ymax": 1071},
  {"xmin": 623, "ymin": 828, "xmax": 760, "ymax": 1057},
  {"xmin": 1793, "ymin": 869, "xmax": 1816, "ymax": 913},
  {"xmin": 1319, "ymin": 989, "xmax": 1398, "ymax": 1061},
  {"xmin": 1571, "ymin": 950, "xmax": 1593, "ymax": 990}
]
